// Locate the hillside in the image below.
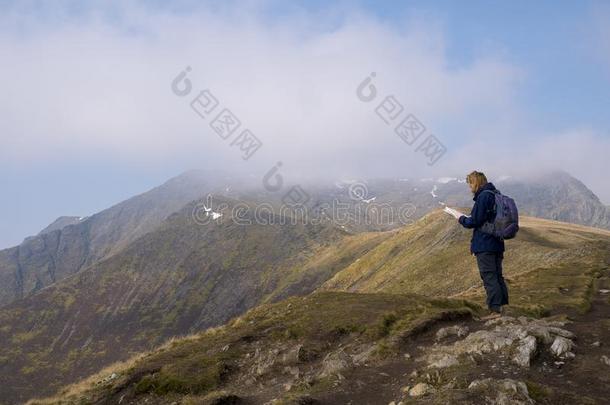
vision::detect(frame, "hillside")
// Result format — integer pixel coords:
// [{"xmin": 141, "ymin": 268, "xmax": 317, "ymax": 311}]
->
[
  {"xmin": 0, "ymin": 196, "xmax": 385, "ymax": 403},
  {"xmin": 26, "ymin": 292, "xmax": 478, "ymax": 405},
  {"xmin": 321, "ymin": 211, "xmax": 610, "ymax": 316},
  {"xmin": 5, "ymin": 209, "xmax": 610, "ymax": 404},
  {"xmin": 30, "ymin": 290, "xmax": 610, "ymax": 404},
  {"xmin": 27, "ymin": 214, "xmax": 610, "ymax": 404}
]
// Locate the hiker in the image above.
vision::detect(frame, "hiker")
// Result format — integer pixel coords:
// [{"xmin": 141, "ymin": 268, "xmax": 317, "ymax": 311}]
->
[{"xmin": 458, "ymin": 171, "xmax": 508, "ymax": 320}]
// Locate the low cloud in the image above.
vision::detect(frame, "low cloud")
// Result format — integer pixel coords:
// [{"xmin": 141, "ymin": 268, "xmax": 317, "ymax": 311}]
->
[
  {"xmin": 0, "ymin": 1, "xmax": 608, "ymax": 202},
  {"xmin": 448, "ymin": 130, "xmax": 610, "ymax": 202},
  {"xmin": 0, "ymin": 3, "xmax": 518, "ymax": 165}
]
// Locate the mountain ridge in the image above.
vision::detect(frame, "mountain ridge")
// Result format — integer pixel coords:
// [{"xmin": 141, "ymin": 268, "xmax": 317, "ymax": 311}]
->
[
  {"xmin": 23, "ymin": 212, "xmax": 610, "ymax": 405},
  {"xmin": 2, "ymin": 170, "xmax": 608, "ymax": 308},
  {"xmin": 0, "ymin": 195, "xmax": 383, "ymax": 403},
  {"xmin": 1, "ymin": 204, "xmax": 609, "ymax": 403},
  {"xmin": 0, "ymin": 171, "xmax": 232, "ymax": 307}
]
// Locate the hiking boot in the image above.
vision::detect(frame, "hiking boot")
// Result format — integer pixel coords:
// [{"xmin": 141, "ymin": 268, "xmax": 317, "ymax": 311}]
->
[{"xmin": 480, "ymin": 311, "xmax": 502, "ymax": 321}]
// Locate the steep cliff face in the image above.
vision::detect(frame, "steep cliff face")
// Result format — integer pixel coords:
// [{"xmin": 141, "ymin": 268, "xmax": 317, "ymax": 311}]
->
[
  {"xmin": 0, "ymin": 171, "xmax": 222, "ymax": 307},
  {"xmin": 498, "ymin": 171, "xmax": 610, "ymax": 230}
]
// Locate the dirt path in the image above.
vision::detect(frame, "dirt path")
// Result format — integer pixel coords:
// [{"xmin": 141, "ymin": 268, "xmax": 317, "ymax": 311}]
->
[{"xmin": 537, "ymin": 268, "xmax": 610, "ymax": 403}]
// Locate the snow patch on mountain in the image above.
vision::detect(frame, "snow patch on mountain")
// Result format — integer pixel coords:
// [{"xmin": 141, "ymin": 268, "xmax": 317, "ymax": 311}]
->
[{"xmin": 203, "ymin": 205, "xmax": 223, "ymax": 220}]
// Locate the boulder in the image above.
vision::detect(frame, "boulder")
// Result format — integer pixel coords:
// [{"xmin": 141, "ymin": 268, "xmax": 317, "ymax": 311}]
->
[
  {"xmin": 550, "ymin": 336, "xmax": 573, "ymax": 358},
  {"xmin": 435, "ymin": 325, "xmax": 469, "ymax": 341},
  {"xmin": 512, "ymin": 336, "xmax": 537, "ymax": 367}
]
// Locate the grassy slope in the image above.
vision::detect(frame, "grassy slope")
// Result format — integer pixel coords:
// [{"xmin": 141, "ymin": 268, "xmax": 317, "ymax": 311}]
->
[
  {"xmin": 0, "ymin": 197, "xmax": 386, "ymax": 404},
  {"xmin": 28, "ymin": 292, "xmax": 475, "ymax": 405},
  {"xmin": 321, "ymin": 211, "xmax": 610, "ymax": 315}
]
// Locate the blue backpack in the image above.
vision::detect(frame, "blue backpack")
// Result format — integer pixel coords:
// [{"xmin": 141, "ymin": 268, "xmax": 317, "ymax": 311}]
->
[{"xmin": 480, "ymin": 190, "xmax": 519, "ymax": 240}]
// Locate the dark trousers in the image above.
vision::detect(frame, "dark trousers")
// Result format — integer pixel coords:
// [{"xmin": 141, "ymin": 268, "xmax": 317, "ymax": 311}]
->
[{"xmin": 475, "ymin": 252, "xmax": 508, "ymax": 312}]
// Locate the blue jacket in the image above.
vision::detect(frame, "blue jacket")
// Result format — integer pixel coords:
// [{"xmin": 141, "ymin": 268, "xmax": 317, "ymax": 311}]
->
[{"xmin": 458, "ymin": 182, "xmax": 505, "ymax": 254}]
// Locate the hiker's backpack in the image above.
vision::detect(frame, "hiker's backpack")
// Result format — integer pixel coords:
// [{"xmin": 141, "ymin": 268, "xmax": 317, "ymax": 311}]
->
[{"xmin": 480, "ymin": 190, "xmax": 519, "ymax": 240}]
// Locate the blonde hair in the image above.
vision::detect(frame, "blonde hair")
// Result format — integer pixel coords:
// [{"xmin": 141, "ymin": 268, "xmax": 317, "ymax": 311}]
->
[{"xmin": 466, "ymin": 171, "xmax": 488, "ymax": 194}]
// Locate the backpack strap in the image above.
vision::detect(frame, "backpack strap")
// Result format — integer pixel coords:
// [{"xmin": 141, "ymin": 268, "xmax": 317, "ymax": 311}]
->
[{"xmin": 479, "ymin": 189, "xmax": 498, "ymax": 221}]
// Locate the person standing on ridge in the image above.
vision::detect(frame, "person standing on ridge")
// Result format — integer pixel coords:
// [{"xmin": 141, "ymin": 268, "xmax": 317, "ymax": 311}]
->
[{"xmin": 458, "ymin": 171, "xmax": 508, "ymax": 320}]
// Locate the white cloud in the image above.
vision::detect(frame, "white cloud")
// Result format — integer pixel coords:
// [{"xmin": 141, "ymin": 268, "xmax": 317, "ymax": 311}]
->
[
  {"xmin": 0, "ymin": 3, "xmax": 519, "ymax": 168},
  {"xmin": 0, "ymin": 2, "xmax": 607, "ymax": 202},
  {"xmin": 446, "ymin": 129, "xmax": 610, "ymax": 202}
]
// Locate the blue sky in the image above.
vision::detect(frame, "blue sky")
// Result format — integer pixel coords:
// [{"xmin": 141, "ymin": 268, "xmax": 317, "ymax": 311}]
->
[{"xmin": 0, "ymin": 0, "xmax": 609, "ymax": 248}]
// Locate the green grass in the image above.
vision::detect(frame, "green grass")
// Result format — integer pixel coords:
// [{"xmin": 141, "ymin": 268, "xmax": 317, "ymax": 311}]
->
[
  {"xmin": 525, "ymin": 381, "xmax": 552, "ymax": 402},
  {"xmin": 134, "ymin": 362, "xmax": 227, "ymax": 395},
  {"xmin": 37, "ymin": 291, "xmax": 474, "ymax": 404}
]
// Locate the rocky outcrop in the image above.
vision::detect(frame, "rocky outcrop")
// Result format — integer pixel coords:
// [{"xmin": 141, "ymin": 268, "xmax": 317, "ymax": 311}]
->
[{"xmin": 424, "ymin": 316, "xmax": 576, "ymax": 369}]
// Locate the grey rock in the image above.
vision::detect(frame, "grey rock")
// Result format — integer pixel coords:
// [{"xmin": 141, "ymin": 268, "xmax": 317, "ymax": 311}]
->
[
  {"xmin": 513, "ymin": 335, "xmax": 537, "ymax": 367},
  {"xmin": 409, "ymin": 382, "xmax": 435, "ymax": 397},
  {"xmin": 550, "ymin": 336, "xmax": 573, "ymax": 358},
  {"xmin": 427, "ymin": 353, "xmax": 460, "ymax": 369},
  {"xmin": 547, "ymin": 326, "xmax": 575, "ymax": 339},
  {"xmin": 320, "ymin": 349, "xmax": 352, "ymax": 377},
  {"xmin": 425, "ymin": 316, "xmax": 575, "ymax": 370},
  {"xmin": 468, "ymin": 378, "xmax": 533, "ymax": 404},
  {"xmin": 435, "ymin": 324, "xmax": 469, "ymax": 341}
]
